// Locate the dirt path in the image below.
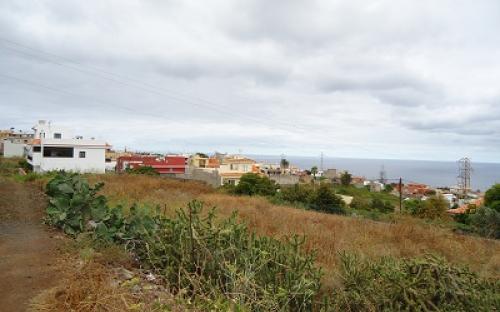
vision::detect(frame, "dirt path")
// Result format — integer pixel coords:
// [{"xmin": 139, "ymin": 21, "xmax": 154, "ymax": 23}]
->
[{"xmin": 0, "ymin": 178, "xmax": 62, "ymax": 312}]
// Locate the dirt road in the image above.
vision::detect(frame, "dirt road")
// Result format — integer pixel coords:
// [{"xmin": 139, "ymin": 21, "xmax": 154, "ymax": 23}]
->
[{"xmin": 0, "ymin": 179, "xmax": 61, "ymax": 312}]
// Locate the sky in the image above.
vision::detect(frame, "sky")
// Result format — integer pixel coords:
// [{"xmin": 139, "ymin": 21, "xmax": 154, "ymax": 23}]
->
[{"xmin": 1, "ymin": 0, "xmax": 500, "ymax": 162}]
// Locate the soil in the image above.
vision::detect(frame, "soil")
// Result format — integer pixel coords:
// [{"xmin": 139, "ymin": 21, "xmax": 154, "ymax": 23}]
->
[{"xmin": 0, "ymin": 179, "xmax": 62, "ymax": 312}]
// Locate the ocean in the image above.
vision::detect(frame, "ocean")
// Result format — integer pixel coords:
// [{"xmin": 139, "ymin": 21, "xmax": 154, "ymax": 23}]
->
[{"xmin": 251, "ymin": 155, "xmax": 500, "ymax": 192}]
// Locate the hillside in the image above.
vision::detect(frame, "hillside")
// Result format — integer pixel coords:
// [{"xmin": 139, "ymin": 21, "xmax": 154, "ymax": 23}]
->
[{"xmin": 91, "ymin": 174, "xmax": 500, "ymax": 280}]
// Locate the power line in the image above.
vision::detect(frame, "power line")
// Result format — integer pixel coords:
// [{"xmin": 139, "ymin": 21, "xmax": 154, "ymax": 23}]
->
[{"xmin": 0, "ymin": 36, "xmax": 311, "ymax": 134}]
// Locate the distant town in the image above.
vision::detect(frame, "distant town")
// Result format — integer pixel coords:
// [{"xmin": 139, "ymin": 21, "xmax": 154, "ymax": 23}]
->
[{"xmin": 1, "ymin": 120, "xmax": 481, "ymax": 215}]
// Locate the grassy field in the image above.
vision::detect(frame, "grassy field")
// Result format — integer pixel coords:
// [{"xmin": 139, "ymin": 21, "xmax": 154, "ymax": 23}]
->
[{"xmin": 90, "ymin": 174, "xmax": 500, "ymax": 284}]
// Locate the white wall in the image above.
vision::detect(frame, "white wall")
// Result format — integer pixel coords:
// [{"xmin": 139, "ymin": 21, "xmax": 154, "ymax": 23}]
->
[
  {"xmin": 31, "ymin": 147, "xmax": 105, "ymax": 173},
  {"xmin": 3, "ymin": 141, "xmax": 26, "ymax": 157}
]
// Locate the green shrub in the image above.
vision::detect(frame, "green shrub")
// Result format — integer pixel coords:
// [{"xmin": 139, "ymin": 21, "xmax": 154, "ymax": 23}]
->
[
  {"xmin": 470, "ymin": 207, "xmax": 500, "ymax": 239},
  {"xmin": 126, "ymin": 166, "xmax": 158, "ymax": 175},
  {"xmin": 278, "ymin": 184, "xmax": 345, "ymax": 215},
  {"xmin": 349, "ymin": 196, "xmax": 370, "ymax": 210},
  {"xmin": 405, "ymin": 196, "xmax": 449, "ymax": 220},
  {"xmin": 485, "ymin": 184, "xmax": 500, "ymax": 212},
  {"xmin": 133, "ymin": 201, "xmax": 322, "ymax": 311},
  {"xmin": 331, "ymin": 253, "xmax": 500, "ymax": 311},
  {"xmin": 310, "ymin": 184, "xmax": 345, "ymax": 214},
  {"xmin": 233, "ymin": 173, "xmax": 277, "ymax": 196},
  {"xmin": 280, "ymin": 184, "xmax": 314, "ymax": 204},
  {"xmin": 370, "ymin": 197, "xmax": 395, "ymax": 213}
]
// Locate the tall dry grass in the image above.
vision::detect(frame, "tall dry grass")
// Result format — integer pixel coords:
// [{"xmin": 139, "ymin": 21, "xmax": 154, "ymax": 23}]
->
[{"xmin": 91, "ymin": 174, "xmax": 500, "ymax": 281}]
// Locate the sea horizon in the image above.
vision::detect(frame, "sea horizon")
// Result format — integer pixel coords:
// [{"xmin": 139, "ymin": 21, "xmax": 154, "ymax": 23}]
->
[{"xmin": 248, "ymin": 154, "xmax": 500, "ymax": 192}]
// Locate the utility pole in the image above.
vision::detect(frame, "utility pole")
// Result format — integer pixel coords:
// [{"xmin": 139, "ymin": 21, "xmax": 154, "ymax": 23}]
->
[{"xmin": 399, "ymin": 177, "xmax": 403, "ymax": 213}]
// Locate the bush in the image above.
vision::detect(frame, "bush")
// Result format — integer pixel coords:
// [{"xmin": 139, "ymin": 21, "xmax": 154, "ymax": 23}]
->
[
  {"xmin": 484, "ymin": 184, "xmax": 500, "ymax": 212},
  {"xmin": 331, "ymin": 253, "xmax": 500, "ymax": 311},
  {"xmin": 126, "ymin": 166, "xmax": 158, "ymax": 175},
  {"xmin": 134, "ymin": 201, "xmax": 322, "ymax": 311},
  {"xmin": 470, "ymin": 207, "xmax": 500, "ymax": 239},
  {"xmin": 233, "ymin": 173, "xmax": 277, "ymax": 196},
  {"xmin": 280, "ymin": 183, "xmax": 314, "ymax": 204},
  {"xmin": 370, "ymin": 197, "xmax": 395, "ymax": 213},
  {"xmin": 405, "ymin": 196, "xmax": 449, "ymax": 220},
  {"xmin": 349, "ymin": 196, "xmax": 370, "ymax": 210},
  {"xmin": 310, "ymin": 184, "xmax": 345, "ymax": 214}
]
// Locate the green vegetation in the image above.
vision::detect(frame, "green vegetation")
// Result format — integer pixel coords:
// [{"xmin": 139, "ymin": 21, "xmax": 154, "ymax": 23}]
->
[
  {"xmin": 331, "ymin": 253, "xmax": 500, "ymax": 311},
  {"xmin": 310, "ymin": 166, "xmax": 318, "ymax": 178},
  {"xmin": 451, "ymin": 184, "xmax": 500, "ymax": 239},
  {"xmin": 485, "ymin": 184, "xmax": 500, "ymax": 212},
  {"xmin": 136, "ymin": 201, "xmax": 321, "ymax": 311},
  {"xmin": 404, "ymin": 196, "xmax": 449, "ymax": 220},
  {"xmin": 470, "ymin": 207, "xmax": 500, "ymax": 239},
  {"xmin": 45, "ymin": 172, "xmax": 158, "ymax": 239},
  {"xmin": 42, "ymin": 172, "xmax": 500, "ymax": 311},
  {"xmin": 232, "ymin": 173, "xmax": 278, "ymax": 196},
  {"xmin": 44, "ymin": 172, "xmax": 322, "ymax": 310},
  {"xmin": 125, "ymin": 165, "xmax": 158, "ymax": 175},
  {"xmin": 340, "ymin": 171, "xmax": 352, "ymax": 186},
  {"xmin": 277, "ymin": 183, "xmax": 346, "ymax": 214},
  {"xmin": 310, "ymin": 184, "xmax": 346, "ymax": 214}
]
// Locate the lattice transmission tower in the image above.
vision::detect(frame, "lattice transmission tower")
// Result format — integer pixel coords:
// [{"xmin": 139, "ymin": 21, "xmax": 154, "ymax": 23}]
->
[{"xmin": 457, "ymin": 157, "xmax": 472, "ymax": 197}]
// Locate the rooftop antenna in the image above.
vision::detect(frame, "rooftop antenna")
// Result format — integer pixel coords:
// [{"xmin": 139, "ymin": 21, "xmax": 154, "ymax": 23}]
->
[{"xmin": 457, "ymin": 157, "xmax": 472, "ymax": 198}]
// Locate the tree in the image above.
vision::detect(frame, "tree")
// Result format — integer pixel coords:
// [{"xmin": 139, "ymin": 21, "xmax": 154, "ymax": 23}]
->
[
  {"xmin": 340, "ymin": 171, "xmax": 352, "ymax": 186},
  {"xmin": 484, "ymin": 184, "xmax": 500, "ymax": 212},
  {"xmin": 310, "ymin": 166, "xmax": 318, "ymax": 178},
  {"xmin": 280, "ymin": 158, "xmax": 290, "ymax": 171},
  {"xmin": 310, "ymin": 184, "xmax": 345, "ymax": 214},
  {"xmin": 234, "ymin": 173, "xmax": 277, "ymax": 196}
]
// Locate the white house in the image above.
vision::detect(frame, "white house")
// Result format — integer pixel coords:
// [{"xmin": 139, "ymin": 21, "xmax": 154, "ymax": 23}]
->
[{"xmin": 26, "ymin": 120, "xmax": 109, "ymax": 173}]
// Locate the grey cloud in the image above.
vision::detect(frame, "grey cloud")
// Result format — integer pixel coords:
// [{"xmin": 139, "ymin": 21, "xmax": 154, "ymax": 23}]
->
[{"xmin": 2, "ymin": 1, "xmax": 500, "ymax": 162}]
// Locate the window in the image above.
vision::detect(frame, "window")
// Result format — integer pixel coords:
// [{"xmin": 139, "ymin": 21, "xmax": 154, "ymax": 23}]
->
[
  {"xmin": 53, "ymin": 133, "xmax": 62, "ymax": 139},
  {"xmin": 33, "ymin": 146, "xmax": 41, "ymax": 152},
  {"xmin": 43, "ymin": 147, "xmax": 74, "ymax": 158},
  {"xmin": 79, "ymin": 151, "xmax": 86, "ymax": 158}
]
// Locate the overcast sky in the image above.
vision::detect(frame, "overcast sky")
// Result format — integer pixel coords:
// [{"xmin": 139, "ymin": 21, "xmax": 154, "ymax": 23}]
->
[{"xmin": 1, "ymin": 1, "xmax": 500, "ymax": 162}]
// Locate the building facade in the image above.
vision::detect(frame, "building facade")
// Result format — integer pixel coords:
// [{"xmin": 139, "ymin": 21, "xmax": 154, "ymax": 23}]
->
[
  {"xmin": 116, "ymin": 155, "xmax": 188, "ymax": 175},
  {"xmin": 26, "ymin": 120, "xmax": 108, "ymax": 173}
]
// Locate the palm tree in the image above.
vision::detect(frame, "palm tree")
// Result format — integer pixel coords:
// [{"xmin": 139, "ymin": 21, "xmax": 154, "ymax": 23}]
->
[
  {"xmin": 280, "ymin": 158, "xmax": 290, "ymax": 174},
  {"xmin": 311, "ymin": 166, "xmax": 318, "ymax": 178}
]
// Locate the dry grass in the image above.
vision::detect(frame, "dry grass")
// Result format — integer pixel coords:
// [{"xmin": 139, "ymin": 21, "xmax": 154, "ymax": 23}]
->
[
  {"xmin": 92, "ymin": 174, "xmax": 500, "ymax": 281},
  {"xmin": 30, "ymin": 241, "xmax": 186, "ymax": 312},
  {"xmin": 30, "ymin": 261, "xmax": 139, "ymax": 312},
  {"xmin": 89, "ymin": 174, "xmax": 213, "ymax": 212}
]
